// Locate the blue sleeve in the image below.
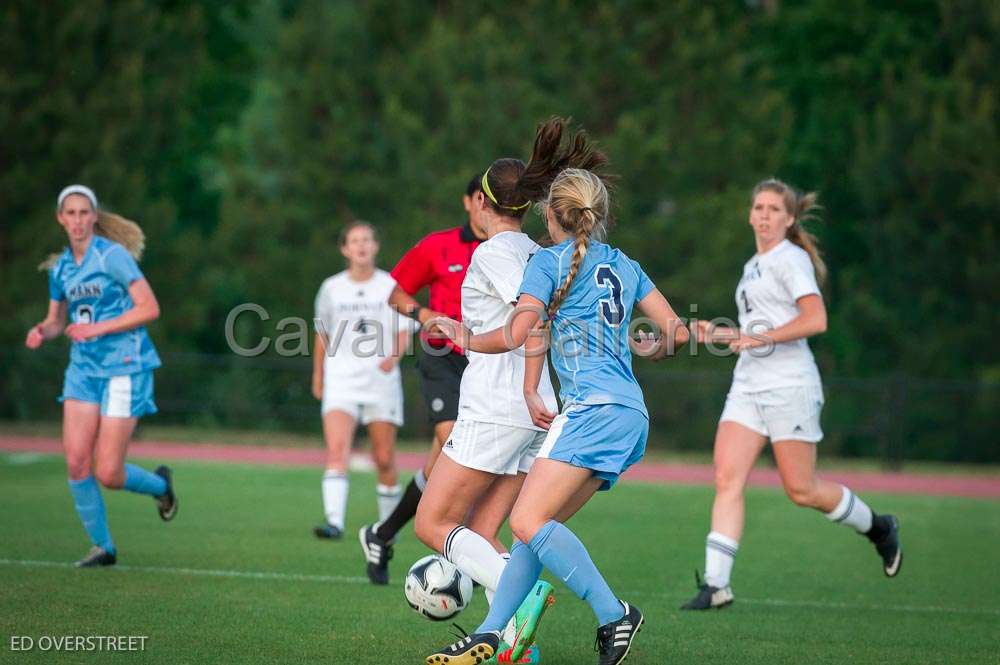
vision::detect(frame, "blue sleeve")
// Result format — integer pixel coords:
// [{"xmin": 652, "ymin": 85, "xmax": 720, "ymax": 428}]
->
[
  {"xmin": 518, "ymin": 249, "xmax": 559, "ymax": 306},
  {"xmin": 106, "ymin": 245, "xmax": 144, "ymax": 287},
  {"xmin": 630, "ymin": 258, "xmax": 655, "ymax": 302},
  {"xmin": 48, "ymin": 266, "xmax": 65, "ymax": 301}
]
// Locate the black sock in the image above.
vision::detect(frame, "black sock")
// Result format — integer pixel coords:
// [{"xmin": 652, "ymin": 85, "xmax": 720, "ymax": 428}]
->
[
  {"xmin": 376, "ymin": 477, "xmax": 422, "ymax": 542},
  {"xmin": 865, "ymin": 513, "xmax": 889, "ymax": 541}
]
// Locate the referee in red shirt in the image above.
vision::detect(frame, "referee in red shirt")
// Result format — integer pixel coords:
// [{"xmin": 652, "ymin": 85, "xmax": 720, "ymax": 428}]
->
[{"xmin": 359, "ymin": 175, "xmax": 486, "ymax": 584}]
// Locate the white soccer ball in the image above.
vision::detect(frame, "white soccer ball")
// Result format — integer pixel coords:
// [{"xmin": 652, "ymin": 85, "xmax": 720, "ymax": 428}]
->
[{"xmin": 403, "ymin": 554, "xmax": 473, "ymax": 621}]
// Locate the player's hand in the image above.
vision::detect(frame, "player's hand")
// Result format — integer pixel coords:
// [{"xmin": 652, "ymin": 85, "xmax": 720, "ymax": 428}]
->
[
  {"xmin": 695, "ymin": 319, "xmax": 712, "ymax": 343},
  {"xmin": 428, "ymin": 317, "xmax": 471, "ymax": 349},
  {"xmin": 630, "ymin": 330, "xmax": 661, "ymax": 357},
  {"xmin": 524, "ymin": 391, "xmax": 556, "ymax": 430},
  {"xmin": 729, "ymin": 333, "xmax": 766, "ymax": 353},
  {"xmin": 25, "ymin": 326, "xmax": 44, "ymax": 349},
  {"xmin": 378, "ymin": 357, "xmax": 397, "ymax": 374},
  {"xmin": 64, "ymin": 322, "xmax": 104, "ymax": 342},
  {"xmin": 311, "ymin": 374, "xmax": 323, "ymax": 401}
]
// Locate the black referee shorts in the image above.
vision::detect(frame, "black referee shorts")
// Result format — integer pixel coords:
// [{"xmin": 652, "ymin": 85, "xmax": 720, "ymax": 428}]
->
[{"xmin": 416, "ymin": 348, "xmax": 468, "ymax": 424}]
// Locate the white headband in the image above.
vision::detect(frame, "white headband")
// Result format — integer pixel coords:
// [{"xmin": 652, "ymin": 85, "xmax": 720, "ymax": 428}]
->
[{"xmin": 57, "ymin": 185, "xmax": 98, "ymax": 211}]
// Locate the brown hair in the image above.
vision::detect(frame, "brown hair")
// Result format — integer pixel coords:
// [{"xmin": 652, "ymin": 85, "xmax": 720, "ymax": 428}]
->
[
  {"xmin": 509, "ymin": 117, "xmax": 611, "ymax": 321},
  {"xmin": 40, "ymin": 195, "xmax": 146, "ymax": 270},
  {"xmin": 338, "ymin": 220, "xmax": 378, "ymax": 247},
  {"xmin": 752, "ymin": 178, "xmax": 827, "ymax": 285}
]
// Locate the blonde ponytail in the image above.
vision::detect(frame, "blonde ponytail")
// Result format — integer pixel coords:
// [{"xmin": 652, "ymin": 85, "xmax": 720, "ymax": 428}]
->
[
  {"xmin": 752, "ymin": 179, "xmax": 827, "ymax": 285},
  {"xmin": 41, "ymin": 188, "xmax": 147, "ymax": 271},
  {"xmin": 547, "ymin": 208, "xmax": 597, "ymax": 321},
  {"xmin": 95, "ymin": 211, "xmax": 146, "ymax": 260}
]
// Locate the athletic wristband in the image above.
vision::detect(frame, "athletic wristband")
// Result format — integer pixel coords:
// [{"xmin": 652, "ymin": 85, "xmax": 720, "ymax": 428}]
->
[{"xmin": 406, "ymin": 306, "xmax": 425, "ymax": 322}]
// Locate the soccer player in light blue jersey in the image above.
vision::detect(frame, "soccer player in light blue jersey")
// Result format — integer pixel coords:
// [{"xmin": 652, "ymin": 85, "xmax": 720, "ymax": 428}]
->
[
  {"xmin": 24, "ymin": 185, "xmax": 177, "ymax": 568},
  {"xmin": 427, "ymin": 119, "xmax": 689, "ymax": 665}
]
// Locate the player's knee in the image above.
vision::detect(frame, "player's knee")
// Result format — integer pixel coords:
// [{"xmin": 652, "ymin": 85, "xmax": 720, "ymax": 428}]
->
[
  {"xmin": 95, "ymin": 464, "xmax": 124, "ymax": 489},
  {"xmin": 508, "ymin": 509, "xmax": 543, "ymax": 545},
  {"xmin": 784, "ymin": 481, "xmax": 818, "ymax": 507},
  {"xmin": 714, "ymin": 467, "xmax": 745, "ymax": 496},
  {"xmin": 413, "ymin": 511, "xmax": 439, "ymax": 551},
  {"xmin": 66, "ymin": 456, "xmax": 91, "ymax": 481}
]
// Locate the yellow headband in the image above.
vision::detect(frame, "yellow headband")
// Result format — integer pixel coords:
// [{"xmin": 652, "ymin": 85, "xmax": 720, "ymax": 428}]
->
[{"xmin": 481, "ymin": 167, "xmax": 531, "ymax": 211}]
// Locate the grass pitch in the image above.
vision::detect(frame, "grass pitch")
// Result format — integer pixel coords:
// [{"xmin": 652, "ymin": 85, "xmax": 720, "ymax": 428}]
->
[{"xmin": 1, "ymin": 452, "xmax": 998, "ymax": 664}]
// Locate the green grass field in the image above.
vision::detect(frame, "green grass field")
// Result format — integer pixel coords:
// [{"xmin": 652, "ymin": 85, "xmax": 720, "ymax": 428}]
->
[{"xmin": 2, "ymin": 452, "xmax": 998, "ymax": 664}]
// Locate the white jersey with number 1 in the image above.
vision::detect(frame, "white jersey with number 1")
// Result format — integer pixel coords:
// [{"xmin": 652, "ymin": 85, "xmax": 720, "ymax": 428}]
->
[{"xmin": 731, "ymin": 239, "xmax": 822, "ymax": 392}]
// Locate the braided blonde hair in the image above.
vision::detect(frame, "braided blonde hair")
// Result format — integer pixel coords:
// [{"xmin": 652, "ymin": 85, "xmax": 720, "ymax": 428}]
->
[{"xmin": 544, "ymin": 169, "xmax": 609, "ymax": 321}]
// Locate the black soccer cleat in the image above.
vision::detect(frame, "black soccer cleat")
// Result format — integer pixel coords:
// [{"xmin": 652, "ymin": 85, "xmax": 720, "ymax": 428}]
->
[
  {"xmin": 75, "ymin": 546, "xmax": 117, "ymax": 568},
  {"xmin": 680, "ymin": 570, "xmax": 734, "ymax": 610},
  {"xmin": 154, "ymin": 465, "xmax": 177, "ymax": 522},
  {"xmin": 595, "ymin": 600, "xmax": 644, "ymax": 665},
  {"xmin": 868, "ymin": 514, "xmax": 902, "ymax": 577},
  {"xmin": 313, "ymin": 523, "xmax": 343, "ymax": 540},
  {"xmin": 358, "ymin": 524, "xmax": 393, "ymax": 585},
  {"xmin": 426, "ymin": 630, "xmax": 499, "ymax": 665}
]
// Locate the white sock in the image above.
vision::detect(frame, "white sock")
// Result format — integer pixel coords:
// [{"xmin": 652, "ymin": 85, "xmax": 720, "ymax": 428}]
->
[
  {"xmin": 414, "ymin": 468, "xmax": 427, "ymax": 491},
  {"xmin": 321, "ymin": 470, "xmax": 348, "ymax": 529},
  {"xmin": 704, "ymin": 531, "xmax": 739, "ymax": 588},
  {"xmin": 376, "ymin": 483, "xmax": 402, "ymax": 523},
  {"xmin": 444, "ymin": 526, "xmax": 507, "ymax": 594},
  {"xmin": 826, "ymin": 485, "xmax": 873, "ymax": 533},
  {"xmin": 484, "ymin": 552, "xmax": 510, "ymax": 606}
]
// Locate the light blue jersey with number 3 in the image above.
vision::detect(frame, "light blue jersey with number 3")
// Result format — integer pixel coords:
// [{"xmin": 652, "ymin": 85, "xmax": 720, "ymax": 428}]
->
[
  {"xmin": 519, "ymin": 239, "xmax": 654, "ymax": 416},
  {"xmin": 48, "ymin": 235, "xmax": 161, "ymax": 377}
]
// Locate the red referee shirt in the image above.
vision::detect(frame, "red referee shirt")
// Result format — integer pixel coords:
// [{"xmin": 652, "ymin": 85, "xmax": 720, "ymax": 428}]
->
[{"xmin": 391, "ymin": 223, "xmax": 481, "ymax": 353}]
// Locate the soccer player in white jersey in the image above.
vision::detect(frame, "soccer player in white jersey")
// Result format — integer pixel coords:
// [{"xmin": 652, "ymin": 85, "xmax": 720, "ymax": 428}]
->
[
  {"xmin": 311, "ymin": 221, "xmax": 417, "ymax": 539},
  {"xmin": 681, "ymin": 179, "xmax": 901, "ymax": 610},
  {"xmin": 428, "ymin": 119, "xmax": 689, "ymax": 665},
  {"xmin": 412, "ymin": 157, "xmax": 562, "ymax": 664}
]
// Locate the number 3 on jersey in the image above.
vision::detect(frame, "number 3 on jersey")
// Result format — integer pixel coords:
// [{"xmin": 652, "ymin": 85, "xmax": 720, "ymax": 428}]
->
[{"xmin": 595, "ymin": 264, "xmax": 624, "ymax": 326}]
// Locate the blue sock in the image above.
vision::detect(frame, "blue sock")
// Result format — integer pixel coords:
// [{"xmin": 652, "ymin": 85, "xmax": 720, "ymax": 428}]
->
[
  {"xmin": 529, "ymin": 520, "xmax": 624, "ymax": 626},
  {"xmin": 476, "ymin": 540, "xmax": 543, "ymax": 634},
  {"xmin": 68, "ymin": 476, "xmax": 115, "ymax": 553},
  {"xmin": 123, "ymin": 463, "xmax": 167, "ymax": 497}
]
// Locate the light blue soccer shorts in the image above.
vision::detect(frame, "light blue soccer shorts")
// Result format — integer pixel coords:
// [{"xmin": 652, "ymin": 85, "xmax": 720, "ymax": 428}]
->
[
  {"xmin": 536, "ymin": 403, "xmax": 649, "ymax": 490},
  {"xmin": 59, "ymin": 368, "xmax": 157, "ymax": 418}
]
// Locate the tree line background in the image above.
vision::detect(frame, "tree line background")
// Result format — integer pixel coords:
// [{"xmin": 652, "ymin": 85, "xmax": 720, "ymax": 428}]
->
[{"xmin": 2, "ymin": 0, "xmax": 997, "ymax": 463}]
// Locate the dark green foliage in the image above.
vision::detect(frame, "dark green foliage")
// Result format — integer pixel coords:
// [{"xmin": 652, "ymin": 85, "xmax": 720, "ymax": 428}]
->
[{"xmin": 3, "ymin": 1, "xmax": 997, "ymax": 460}]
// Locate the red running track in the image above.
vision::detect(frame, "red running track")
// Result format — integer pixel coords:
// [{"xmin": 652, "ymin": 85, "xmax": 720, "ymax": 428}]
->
[{"xmin": 2, "ymin": 435, "xmax": 998, "ymax": 499}]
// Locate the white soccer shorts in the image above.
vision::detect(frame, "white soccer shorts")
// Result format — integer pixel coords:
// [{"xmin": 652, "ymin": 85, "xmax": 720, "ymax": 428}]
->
[
  {"xmin": 442, "ymin": 419, "xmax": 546, "ymax": 476},
  {"xmin": 719, "ymin": 384, "xmax": 824, "ymax": 443}
]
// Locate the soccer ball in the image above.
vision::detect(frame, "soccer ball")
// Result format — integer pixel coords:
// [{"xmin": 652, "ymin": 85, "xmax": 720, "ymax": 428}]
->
[{"xmin": 403, "ymin": 554, "xmax": 473, "ymax": 621}]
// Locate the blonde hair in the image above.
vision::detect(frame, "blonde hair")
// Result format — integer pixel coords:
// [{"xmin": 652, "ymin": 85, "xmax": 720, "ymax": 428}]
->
[
  {"xmin": 39, "ymin": 193, "xmax": 146, "ymax": 271},
  {"xmin": 752, "ymin": 178, "xmax": 826, "ymax": 285},
  {"xmin": 545, "ymin": 169, "xmax": 610, "ymax": 320}
]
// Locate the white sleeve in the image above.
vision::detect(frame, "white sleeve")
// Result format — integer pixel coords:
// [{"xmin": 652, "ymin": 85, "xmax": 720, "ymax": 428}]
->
[
  {"xmin": 475, "ymin": 244, "xmax": 525, "ymax": 304},
  {"xmin": 314, "ymin": 281, "xmax": 333, "ymax": 333},
  {"xmin": 779, "ymin": 251, "xmax": 821, "ymax": 301}
]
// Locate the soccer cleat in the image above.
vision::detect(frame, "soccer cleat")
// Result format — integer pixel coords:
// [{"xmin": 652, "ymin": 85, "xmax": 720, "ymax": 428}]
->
[
  {"xmin": 313, "ymin": 523, "xmax": 343, "ymax": 540},
  {"xmin": 75, "ymin": 545, "xmax": 116, "ymax": 568},
  {"xmin": 502, "ymin": 581, "xmax": 555, "ymax": 662},
  {"xmin": 489, "ymin": 643, "xmax": 541, "ymax": 664},
  {"xmin": 358, "ymin": 524, "xmax": 394, "ymax": 585},
  {"xmin": 594, "ymin": 601, "xmax": 644, "ymax": 665},
  {"xmin": 426, "ymin": 631, "xmax": 499, "ymax": 665},
  {"xmin": 680, "ymin": 570, "xmax": 734, "ymax": 610},
  {"xmin": 153, "ymin": 465, "xmax": 177, "ymax": 522},
  {"xmin": 869, "ymin": 514, "xmax": 902, "ymax": 577}
]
